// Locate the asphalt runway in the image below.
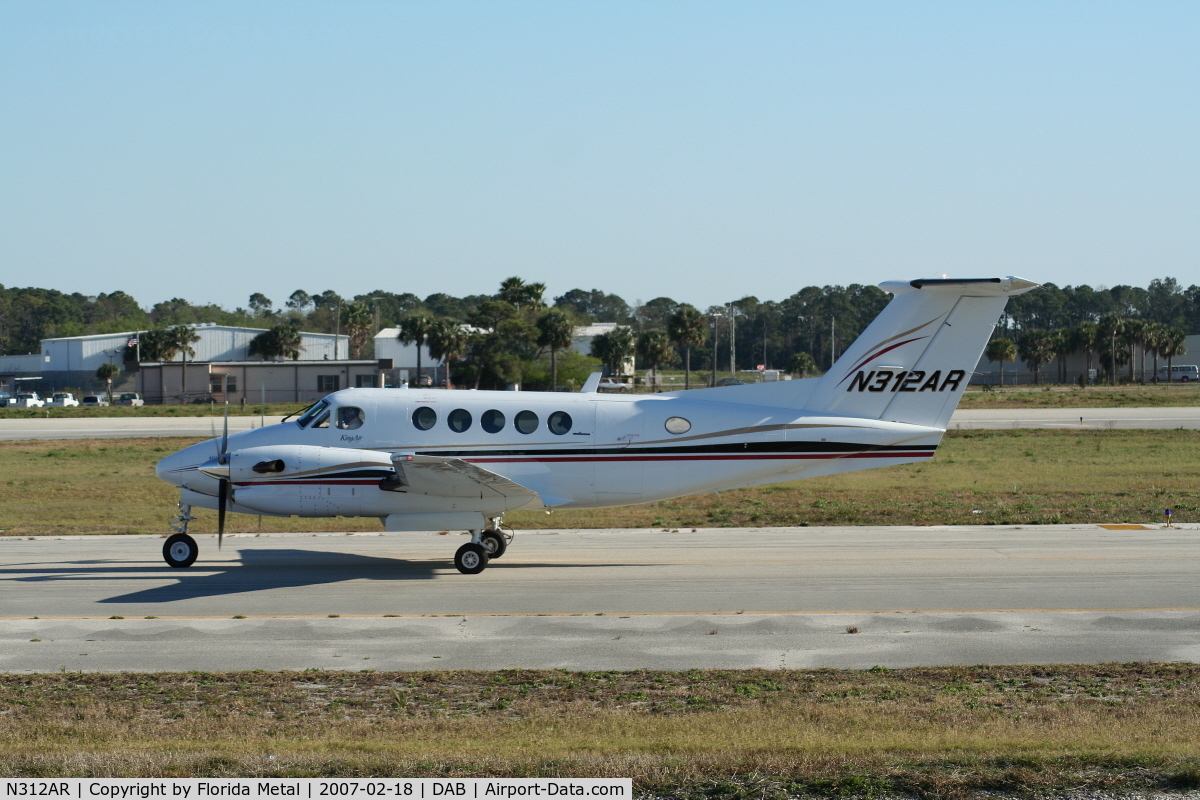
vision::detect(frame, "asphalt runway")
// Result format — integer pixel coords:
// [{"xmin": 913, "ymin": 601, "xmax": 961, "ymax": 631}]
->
[
  {"xmin": 2, "ymin": 406, "xmax": 1200, "ymax": 441},
  {"xmin": 2, "ymin": 525, "xmax": 1198, "ymax": 672},
  {"xmin": 0, "ymin": 415, "xmax": 288, "ymax": 441}
]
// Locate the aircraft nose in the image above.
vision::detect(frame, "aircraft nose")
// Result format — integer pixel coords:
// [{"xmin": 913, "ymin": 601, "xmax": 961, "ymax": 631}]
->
[{"xmin": 155, "ymin": 441, "xmax": 215, "ymax": 488}]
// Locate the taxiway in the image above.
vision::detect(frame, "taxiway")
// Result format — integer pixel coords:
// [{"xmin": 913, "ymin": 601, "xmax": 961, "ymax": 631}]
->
[{"xmin": 2, "ymin": 525, "xmax": 1197, "ymax": 672}]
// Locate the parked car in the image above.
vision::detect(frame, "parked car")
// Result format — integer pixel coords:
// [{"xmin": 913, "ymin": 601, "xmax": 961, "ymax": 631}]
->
[
  {"xmin": 46, "ymin": 392, "xmax": 81, "ymax": 408},
  {"xmin": 81, "ymin": 395, "xmax": 109, "ymax": 407},
  {"xmin": 115, "ymin": 392, "xmax": 145, "ymax": 406},
  {"xmin": 1155, "ymin": 364, "xmax": 1199, "ymax": 383},
  {"xmin": 11, "ymin": 392, "xmax": 45, "ymax": 407},
  {"xmin": 0, "ymin": 391, "xmax": 11, "ymax": 407},
  {"xmin": 598, "ymin": 379, "xmax": 631, "ymax": 392}
]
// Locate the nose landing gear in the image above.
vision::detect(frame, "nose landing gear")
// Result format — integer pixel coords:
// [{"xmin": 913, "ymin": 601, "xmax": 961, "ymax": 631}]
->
[{"xmin": 164, "ymin": 503, "xmax": 199, "ymax": 568}]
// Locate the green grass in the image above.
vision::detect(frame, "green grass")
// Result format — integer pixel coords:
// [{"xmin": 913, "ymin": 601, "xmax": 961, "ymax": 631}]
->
[
  {"xmin": 957, "ymin": 382, "xmax": 1200, "ymax": 408},
  {"xmin": 2, "ymin": 429, "xmax": 1197, "ymax": 536},
  {"xmin": 2, "ymin": 665, "xmax": 1199, "ymax": 794}
]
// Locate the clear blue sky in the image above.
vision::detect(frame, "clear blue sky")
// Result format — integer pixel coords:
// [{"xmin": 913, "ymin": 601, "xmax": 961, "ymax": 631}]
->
[{"xmin": 2, "ymin": 1, "xmax": 1197, "ymax": 311}]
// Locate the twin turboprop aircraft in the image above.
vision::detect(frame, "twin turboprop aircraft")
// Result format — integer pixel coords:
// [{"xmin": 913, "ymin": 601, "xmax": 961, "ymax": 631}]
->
[{"xmin": 155, "ymin": 276, "xmax": 1037, "ymax": 573}]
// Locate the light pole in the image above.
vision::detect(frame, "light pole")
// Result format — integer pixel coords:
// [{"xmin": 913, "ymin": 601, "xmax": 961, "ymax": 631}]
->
[{"xmin": 102, "ymin": 349, "xmax": 122, "ymax": 405}]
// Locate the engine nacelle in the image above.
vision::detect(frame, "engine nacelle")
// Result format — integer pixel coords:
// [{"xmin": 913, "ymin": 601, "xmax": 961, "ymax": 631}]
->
[{"xmin": 227, "ymin": 445, "xmax": 394, "ymax": 517}]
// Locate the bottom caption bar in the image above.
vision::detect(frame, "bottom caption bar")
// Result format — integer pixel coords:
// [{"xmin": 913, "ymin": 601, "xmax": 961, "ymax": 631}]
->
[{"xmin": 3, "ymin": 781, "xmax": 631, "ymax": 800}]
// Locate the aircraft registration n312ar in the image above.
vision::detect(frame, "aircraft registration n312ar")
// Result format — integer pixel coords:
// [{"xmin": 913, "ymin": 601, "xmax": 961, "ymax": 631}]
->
[{"xmin": 155, "ymin": 276, "xmax": 1037, "ymax": 574}]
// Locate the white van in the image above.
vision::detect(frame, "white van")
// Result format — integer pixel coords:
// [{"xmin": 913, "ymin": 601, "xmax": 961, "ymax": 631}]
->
[{"xmin": 1157, "ymin": 364, "xmax": 1198, "ymax": 383}]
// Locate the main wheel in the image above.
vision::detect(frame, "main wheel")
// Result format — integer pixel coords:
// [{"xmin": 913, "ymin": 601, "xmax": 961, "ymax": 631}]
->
[
  {"xmin": 480, "ymin": 529, "xmax": 507, "ymax": 559},
  {"xmin": 454, "ymin": 542, "xmax": 489, "ymax": 575},
  {"xmin": 163, "ymin": 533, "xmax": 198, "ymax": 568}
]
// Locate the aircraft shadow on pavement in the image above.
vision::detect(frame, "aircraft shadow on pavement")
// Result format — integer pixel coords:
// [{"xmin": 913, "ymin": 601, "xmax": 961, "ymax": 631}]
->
[
  {"xmin": 7, "ymin": 548, "xmax": 627, "ymax": 605},
  {"xmin": 8, "ymin": 549, "xmax": 441, "ymax": 604}
]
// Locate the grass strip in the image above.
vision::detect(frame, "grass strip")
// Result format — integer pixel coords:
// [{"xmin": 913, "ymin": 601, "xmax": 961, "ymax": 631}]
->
[
  {"xmin": 2, "ymin": 429, "xmax": 1198, "ymax": 535},
  {"xmin": 2, "ymin": 665, "xmax": 1199, "ymax": 796}
]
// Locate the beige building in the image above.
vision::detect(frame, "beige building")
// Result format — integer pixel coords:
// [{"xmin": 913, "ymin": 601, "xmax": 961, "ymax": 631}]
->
[{"xmin": 138, "ymin": 359, "xmax": 388, "ymax": 405}]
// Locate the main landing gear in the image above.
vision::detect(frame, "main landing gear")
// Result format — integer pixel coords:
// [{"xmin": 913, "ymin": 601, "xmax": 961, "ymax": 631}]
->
[
  {"xmin": 164, "ymin": 503, "xmax": 199, "ymax": 568},
  {"xmin": 453, "ymin": 522, "xmax": 512, "ymax": 575}
]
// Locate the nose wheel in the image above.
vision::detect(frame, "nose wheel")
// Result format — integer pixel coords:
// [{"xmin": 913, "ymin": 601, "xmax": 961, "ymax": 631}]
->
[{"xmin": 163, "ymin": 533, "xmax": 199, "ymax": 568}]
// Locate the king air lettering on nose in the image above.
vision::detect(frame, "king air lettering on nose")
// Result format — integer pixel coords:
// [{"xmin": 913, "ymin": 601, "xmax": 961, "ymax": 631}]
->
[{"xmin": 846, "ymin": 369, "xmax": 965, "ymax": 393}]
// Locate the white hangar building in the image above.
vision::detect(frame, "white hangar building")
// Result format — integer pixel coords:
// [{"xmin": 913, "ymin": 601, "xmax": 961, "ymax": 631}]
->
[{"xmin": 0, "ymin": 324, "xmax": 348, "ymax": 397}]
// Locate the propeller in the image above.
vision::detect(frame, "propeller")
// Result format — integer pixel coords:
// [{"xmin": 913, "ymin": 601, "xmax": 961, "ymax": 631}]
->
[{"xmin": 217, "ymin": 403, "xmax": 230, "ymax": 549}]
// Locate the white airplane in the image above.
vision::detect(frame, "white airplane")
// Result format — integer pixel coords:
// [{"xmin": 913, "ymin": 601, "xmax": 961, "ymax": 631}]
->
[{"xmin": 155, "ymin": 276, "xmax": 1037, "ymax": 573}]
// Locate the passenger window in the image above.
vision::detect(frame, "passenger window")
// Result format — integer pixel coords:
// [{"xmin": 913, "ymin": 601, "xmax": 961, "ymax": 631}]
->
[
  {"xmin": 482, "ymin": 409, "xmax": 505, "ymax": 434},
  {"xmin": 448, "ymin": 408, "xmax": 472, "ymax": 433},
  {"xmin": 412, "ymin": 407, "xmax": 437, "ymax": 431},
  {"xmin": 665, "ymin": 416, "xmax": 691, "ymax": 434},
  {"xmin": 515, "ymin": 410, "xmax": 539, "ymax": 434},
  {"xmin": 548, "ymin": 411, "xmax": 572, "ymax": 435},
  {"xmin": 336, "ymin": 406, "xmax": 365, "ymax": 430}
]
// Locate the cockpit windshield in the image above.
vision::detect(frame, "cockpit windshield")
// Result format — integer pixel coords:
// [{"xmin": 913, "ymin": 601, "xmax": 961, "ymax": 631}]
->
[{"xmin": 295, "ymin": 399, "xmax": 330, "ymax": 429}]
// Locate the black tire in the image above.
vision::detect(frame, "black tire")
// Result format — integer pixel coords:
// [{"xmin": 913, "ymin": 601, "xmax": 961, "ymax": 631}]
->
[
  {"xmin": 1181, "ymin": 376, "xmax": 1191, "ymax": 383},
  {"xmin": 480, "ymin": 529, "xmax": 507, "ymax": 559},
  {"xmin": 454, "ymin": 542, "xmax": 489, "ymax": 575},
  {"xmin": 163, "ymin": 533, "xmax": 198, "ymax": 568}
]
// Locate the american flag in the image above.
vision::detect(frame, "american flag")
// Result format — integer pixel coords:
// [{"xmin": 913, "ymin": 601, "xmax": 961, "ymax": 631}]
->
[{"xmin": 127, "ymin": 336, "xmax": 139, "ymax": 347}]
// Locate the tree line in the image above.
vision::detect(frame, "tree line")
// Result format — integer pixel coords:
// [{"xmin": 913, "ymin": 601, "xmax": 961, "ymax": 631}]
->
[{"xmin": 3, "ymin": 277, "xmax": 1199, "ymax": 390}]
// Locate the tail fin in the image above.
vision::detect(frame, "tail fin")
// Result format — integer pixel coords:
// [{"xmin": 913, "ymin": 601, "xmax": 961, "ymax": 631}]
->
[{"xmin": 807, "ymin": 277, "xmax": 1038, "ymax": 428}]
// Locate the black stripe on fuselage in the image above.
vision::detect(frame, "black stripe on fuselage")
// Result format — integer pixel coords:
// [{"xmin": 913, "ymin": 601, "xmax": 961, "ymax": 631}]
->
[{"xmin": 410, "ymin": 441, "xmax": 937, "ymax": 458}]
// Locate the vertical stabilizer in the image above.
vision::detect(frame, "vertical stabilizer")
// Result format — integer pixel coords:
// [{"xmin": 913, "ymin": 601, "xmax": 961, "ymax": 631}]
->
[{"xmin": 806, "ymin": 277, "xmax": 1038, "ymax": 428}]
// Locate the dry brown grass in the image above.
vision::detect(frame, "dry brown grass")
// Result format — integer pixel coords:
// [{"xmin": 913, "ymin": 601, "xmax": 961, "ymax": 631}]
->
[
  {"xmin": 2, "ymin": 429, "xmax": 1198, "ymax": 536},
  {"xmin": 2, "ymin": 665, "xmax": 1199, "ymax": 794}
]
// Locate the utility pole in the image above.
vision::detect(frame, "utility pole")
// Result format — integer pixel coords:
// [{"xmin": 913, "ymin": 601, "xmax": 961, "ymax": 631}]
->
[
  {"xmin": 830, "ymin": 317, "xmax": 836, "ymax": 370},
  {"xmin": 727, "ymin": 304, "xmax": 736, "ymax": 378},
  {"xmin": 334, "ymin": 298, "xmax": 342, "ymax": 360},
  {"xmin": 710, "ymin": 312, "xmax": 723, "ymax": 387}
]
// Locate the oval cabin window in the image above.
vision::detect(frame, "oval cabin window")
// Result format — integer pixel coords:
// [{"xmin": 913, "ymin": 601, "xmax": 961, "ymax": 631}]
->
[
  {"xmin": 448, "ymin": 408, "xmax": 472, "ymax": 433},
  {"xmin": 515, "ymin": 410, "xmax": 539, "ymax": 434},
  {"xmin": 665, "ymin": 416, "xmax": 691, "ymax": 434},
  {"xmin": 412, "ymin": 407, "xmax": 437, "ymax": 431}
]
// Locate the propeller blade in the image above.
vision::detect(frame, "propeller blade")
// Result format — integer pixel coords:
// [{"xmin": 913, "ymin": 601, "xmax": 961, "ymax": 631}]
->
[
  {"xmin": 217, "ymin": 478, "xmax": 228, "ymax": 550},
  {"xmin": 219, "ymin": 402, "xmax": 230, "ymax": 458}
]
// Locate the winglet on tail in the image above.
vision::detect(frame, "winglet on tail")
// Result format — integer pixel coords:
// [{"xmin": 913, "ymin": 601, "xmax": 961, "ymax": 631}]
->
[{"xmin": 807, "ymin": 276, "xmax": 1038, "ymax": 428}]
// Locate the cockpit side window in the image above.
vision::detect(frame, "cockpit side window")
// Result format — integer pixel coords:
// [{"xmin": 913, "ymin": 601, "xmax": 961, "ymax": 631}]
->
[
  {"xmin": 296, "ymin": 400, "xmax": 330, "ymax": 429},
  {"xmin": 336, "ymin": 406, "xmax": 365, "ymax": 430},
  {"xmin": 312, "ymin": 410, "xmax": 330, "ymax": 428}
]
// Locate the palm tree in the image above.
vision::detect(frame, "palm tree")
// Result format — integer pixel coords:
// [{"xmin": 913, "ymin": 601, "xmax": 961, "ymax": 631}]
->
[
  {"xmin": 590, "ymin": 326, "xmax": 635, "ymax": 378},
  {"xmin": 535, "ymin": 308, "xmax": 574, "ymax": 391},
  {"xmin": 167, "ymin": 325, "xmax": 201, "ymax": 402},
  {"xmin": 984, "ymin": 338, "xmax": 1017, "ymax": 387},
  {"xmin": 1123, "ymin": 318, "xmax": 1147, "ymax": 382},
  {"xmin": 248, "ymin": 323, "xmax": 303, "ymax": 361},
  {"xmin": 498, "ymin": 277, "xmax": 546, "ymax": 314},
  {"xmin": 96, "ymin": 362, "xmax": 120, "ymax": 405},
  {"xmin": 342, "ymin": 301, "xmax": 374, "ymax": 359},
  {"xmin": 426, "ymin": 318, "xmax": 470, "ymax": 389},
  {"xmin": 1016, "ymin": 329, "xmax": 1057, "ymax": 385},
  {"xmin": 636, "ymin": 329, "xmax": 675, "ymax": 392},
  {"xmin": 1074, "ymin": 321, "xmax": 1100, "ymax": 384},
  {"xmin": 397, "ymin": 312, "xmax": 435, "ymax": 385},
  {"xmin": 1097, "ymin": 314, "xmax": 1126, "ymax": 386},
  {"xmin": 668, "ymin": 304, "xmax": 708, "ymax": 389},
  {"xmin": 1158, "ymin": 326, "xmax": 1188, "ymax": 382}
]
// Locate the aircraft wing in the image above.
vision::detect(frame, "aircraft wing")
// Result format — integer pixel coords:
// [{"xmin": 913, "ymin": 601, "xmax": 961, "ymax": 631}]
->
[{"xmin": 388, "ymin": 453, "xmax": 543, "ymax": 504}]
